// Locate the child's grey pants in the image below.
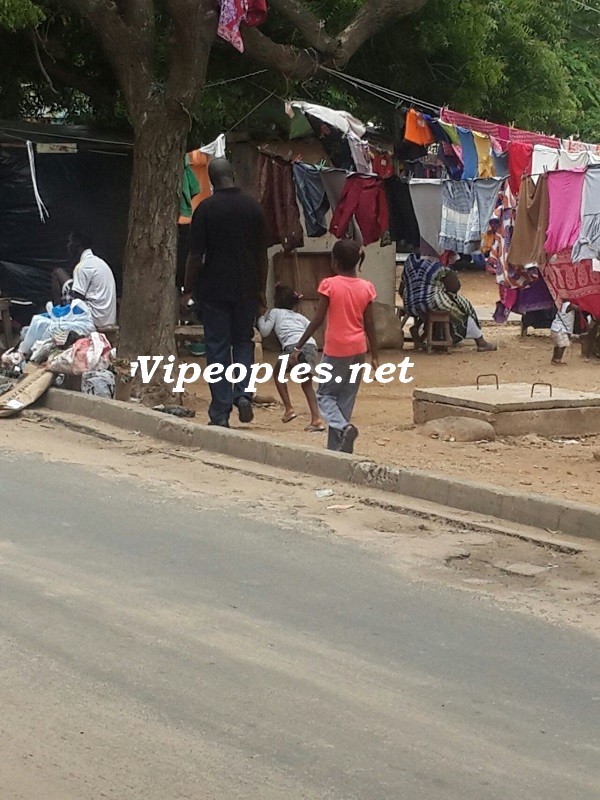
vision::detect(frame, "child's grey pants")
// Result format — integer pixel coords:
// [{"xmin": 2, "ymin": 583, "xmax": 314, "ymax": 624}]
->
[{"xmin": 317, "ymin": 353, "xmax": 366, "ymax": 450}]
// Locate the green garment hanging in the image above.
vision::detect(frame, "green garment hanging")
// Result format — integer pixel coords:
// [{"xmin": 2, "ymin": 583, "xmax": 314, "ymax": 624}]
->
[{"xmin": 180, "ymin": 155, "xmax": 200, "ymax": 217}]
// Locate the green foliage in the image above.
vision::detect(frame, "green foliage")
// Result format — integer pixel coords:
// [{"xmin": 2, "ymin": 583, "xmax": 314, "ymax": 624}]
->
[
  {"xmin": 351, "ymin": 0, "xmax": 599, "ymax": 138},
  {"xmin": 1, "ymin": 0, "xmax": 600, "ymax": 144},
  {"xmin": 0, "ymin": 0, "xmax": 43, "ymax": 30}
]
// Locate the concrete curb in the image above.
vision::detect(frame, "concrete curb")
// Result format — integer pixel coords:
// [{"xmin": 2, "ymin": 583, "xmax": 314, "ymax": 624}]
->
[{"xmin": 40, "ymin": 388, "xmax": 600, "ymax": 541}]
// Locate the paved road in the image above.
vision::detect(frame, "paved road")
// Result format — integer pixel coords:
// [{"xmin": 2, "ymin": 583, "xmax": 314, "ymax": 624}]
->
[{"xmin": 0, "ymin": 451, "xmax": 598, "ymax": 799}]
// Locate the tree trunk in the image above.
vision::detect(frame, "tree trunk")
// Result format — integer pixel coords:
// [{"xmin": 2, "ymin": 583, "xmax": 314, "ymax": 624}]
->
[{"xmin": 118, "ymin": 107, "xmax": 188, "ymax": 370}]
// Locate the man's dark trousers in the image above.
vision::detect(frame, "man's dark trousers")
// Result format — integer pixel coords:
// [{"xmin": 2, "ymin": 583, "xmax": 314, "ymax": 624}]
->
[{"xmin": 201, "ymin": 297, "xmax": 256, "ymax": 425}]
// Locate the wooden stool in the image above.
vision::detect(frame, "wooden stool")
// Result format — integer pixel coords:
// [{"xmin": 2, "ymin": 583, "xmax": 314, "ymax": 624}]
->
[
  {"xmin": 425, "ymin": 311, "xmax": 453, "ymax": 354},
  {"xmin": 175, "ymin": 324, "xmax": 204, "ymax": 356}
]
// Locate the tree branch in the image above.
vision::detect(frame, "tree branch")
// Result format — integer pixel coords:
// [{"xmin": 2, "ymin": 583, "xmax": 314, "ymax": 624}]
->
[
  {"xmin": 242, "ymin": 27, "xmax": 319, "ymax": 78},
  {"xmin": 337, "ymin": 0, "xmax": 428, "ymax": 60},
  {"xmin": 164, "ymin": 0, "xmax": 218, "ymax": 110},
  {"xmin": 243, "ymin": 0, "xmax": 429, "ymax": 77},
  {"xmin": 57, "ymin": 0, "xmax": 154, "ymax": 115},
  {"xmin": 267, "ymin": 0, "xmax": 337, "ymax": 54},
  {"xmin": 116, "ymin": 0, "xmax": 153, "ymax": 31},
  {"xmin": 40, "ymin": 52, "xmax": 118, "ymax": 109},
  {"xmin": 31, "ymin": 29, "xmax": 59, "ymax": 95},
  {"xmin": 116, "ymin": 0, "xmax": 155, "ymax": 58}
]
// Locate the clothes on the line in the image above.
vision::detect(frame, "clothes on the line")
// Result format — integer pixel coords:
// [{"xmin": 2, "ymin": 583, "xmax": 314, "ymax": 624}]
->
[
  {"xmin": 320, "ymin": 169, "xmax": 363, "ymax": 245},
  {"xmin": 508, "ymin": 142, "xmax": 533, "ymax": 195},
  {"xmin": 457, "ymin": 127, "xmax": 478, "ymax": 181},
  {"xmin": 474, "ymin": 178, "xmax": 504, "ymax": 237},
  {"xmin": 486, "ymin": 182, "xmax": 519, "ymax": 286},
  {"xmin": 572, "ymin": 167, "xmax": 600, "ymax": 262},
  {"xmin": 218, "ymin": 0, "xmax": 266, "ymax": 52},
  {"xmin": 392, "ymin": 110, "xmax": 429, "ymax": 161},
  {"xmin": 493, "ymin": 276, "xmax": 555, "ymax": 323},
  {"xmin": 347, "ymin": 133, "xmax": 372, "ymax": 174},
  {"xmin": 493, "ymin": 151, "xmax": 509, "ymax": 178},
  {"xmin": 473, "ymin": 132, "xmax": 494, "ymax": 178},
  {"xmin": 256, "ymin": 154, "xmax": 304, "ymax": 253},
  {"xmin": 179, "ymin": 150, "xmax": 211, "ymax": 224},
  {"xmin": 545, "ymin": 169, "xmax": 585, "ymax": 254},
  {"xmin": 385, "ymin": 177, "xmax": 420, "ymax": 248},
  {"xmin": 508, "ymin": 174, "xmax": 550, "ymax": 267},
  {"xmin": 257, "ymin": 308, "xmax": 316, "ymax": 350},
  {"xmin": 200, "ymin": 134, "xmax": 227, "ymax": 159},
  {"xmin": 438, "ymin": 142, "xmax": 464, "ymax": 180},
  {"xmin": 439, "ymin": 121, "xmax": 460, "ymax": 145},
  {"xmin": 330, "ymin": 174, "xmax": 388, "ymax": 246},
  {"xmin": 439, "ymin": 180, "xmax": 480, "ymax": 254},
  {"xmin": 371, "ymin": 152, "xmax": 394, "ymax": 179},
  {"xmin": 290, "ymin": 101, "xmax": 366, "ymax": 138},
  {"xmin": 179, "ymin": 155, "xmax": 201, "ymax": 219},
  {"xmin": 292, "ymin": 163, "xmax": 330, "ymax": 238},
  {"xmin": 558, "ymin": 149, "xmax": 591, "ymax": 170},
  {"xmin": 531, "ymin": 145, "xmax": 559, "ymax": 179},
  {"xmin": 540, "ymin": 250, "xmax": 600, "ymax": 318},
  {"xmin": 404, "ymin": 109, "xmax": 436, "ymax": 147},
  {"xmin": 440, "ymin": 108, "xmax": 560, "ymax": 149},
  {"xmin": 408, "ymin": 179, "xmax": 444, "ymax": 257}
]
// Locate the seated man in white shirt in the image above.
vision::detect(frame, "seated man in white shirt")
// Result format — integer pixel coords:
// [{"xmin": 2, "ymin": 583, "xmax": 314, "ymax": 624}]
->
[{"xmin": 68, "ymin": 230, "xmax": 117, "ymax": 328}]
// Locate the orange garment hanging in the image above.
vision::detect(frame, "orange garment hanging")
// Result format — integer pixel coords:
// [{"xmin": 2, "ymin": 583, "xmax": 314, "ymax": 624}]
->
[
  {"xmin": 404, "ymin": 108, "xmax": 435, "ymax": 147},
  {"xmin": 178, "ymin": 150, "xmax": 212, "ymax": 224}
]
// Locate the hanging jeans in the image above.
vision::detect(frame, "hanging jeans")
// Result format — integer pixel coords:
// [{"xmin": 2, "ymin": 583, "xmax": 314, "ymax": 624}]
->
[
  {"xmin": 200, "ymin": 297, "xmax": 257, "ymax": 424},
  {"xmin": 317, "ymin": 353, "xmax": 365, "ymax": 450}
]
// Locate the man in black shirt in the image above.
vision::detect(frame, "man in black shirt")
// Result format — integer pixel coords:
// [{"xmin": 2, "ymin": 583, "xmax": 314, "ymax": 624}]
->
[{"xmin": 182, "ymin": 159, "xmax": 268, "ymax": 427}]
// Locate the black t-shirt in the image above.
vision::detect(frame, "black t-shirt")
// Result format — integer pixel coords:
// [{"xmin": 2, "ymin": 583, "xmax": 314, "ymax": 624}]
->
[{"xmin": 189, "ymin": 187, "xmax": 268, "ymax": 303}]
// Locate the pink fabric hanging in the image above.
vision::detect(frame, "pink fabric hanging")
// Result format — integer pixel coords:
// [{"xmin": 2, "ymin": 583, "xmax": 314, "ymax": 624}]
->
[
  {"xmin": 440, "ymin": 108, "xmax": 560, "ymax": 149},
  {"xmin": 545, "ymin": 170, "xmax": 586, "ymax": 255},
  {"xmin": 218, "ymin": 0, "xmax": 266, "ymax": 53}
]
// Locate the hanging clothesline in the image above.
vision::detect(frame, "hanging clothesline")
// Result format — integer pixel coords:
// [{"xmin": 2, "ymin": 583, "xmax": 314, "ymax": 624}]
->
[{"xmin": 319, "ymin": 66, "xmax": 441, "ymax": 113}]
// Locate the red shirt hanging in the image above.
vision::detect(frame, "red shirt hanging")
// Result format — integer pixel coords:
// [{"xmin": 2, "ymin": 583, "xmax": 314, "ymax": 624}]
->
[{"xmin": 330, "ymin": 174, "xmax": 389, "ymax": 246}]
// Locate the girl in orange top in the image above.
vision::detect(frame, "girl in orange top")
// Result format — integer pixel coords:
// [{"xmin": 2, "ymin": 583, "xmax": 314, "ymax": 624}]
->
[{"xmin": 291, "ymin": 240, "xmax": 378, "ymax": 453}]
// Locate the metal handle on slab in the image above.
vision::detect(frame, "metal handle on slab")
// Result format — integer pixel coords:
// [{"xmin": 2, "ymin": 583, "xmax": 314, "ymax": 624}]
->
[
  {"xmin": 476, "ymin": 373, "xmax": 499, "ymax": 390},
  {"xmin": 531, "ymin": 382, "xmax": 553, "ymax": 398}
]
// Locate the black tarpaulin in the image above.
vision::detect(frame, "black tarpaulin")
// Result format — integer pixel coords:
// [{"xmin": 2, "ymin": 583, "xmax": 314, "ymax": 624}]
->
[{"xmin": 0, "ymin": 146, "xmax": 131, "ymax": 308}]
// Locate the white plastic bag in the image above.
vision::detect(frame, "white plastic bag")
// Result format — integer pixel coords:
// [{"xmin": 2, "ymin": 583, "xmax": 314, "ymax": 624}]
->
[{"xmin": 47, "ymin": 299, "xmax": 95, "ymax": 345}]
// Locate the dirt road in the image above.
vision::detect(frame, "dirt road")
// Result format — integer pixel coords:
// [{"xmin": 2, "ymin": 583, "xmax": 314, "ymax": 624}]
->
[{"xmin": 0, "ymin": 416, "xmax": 599, "ymax": 798}]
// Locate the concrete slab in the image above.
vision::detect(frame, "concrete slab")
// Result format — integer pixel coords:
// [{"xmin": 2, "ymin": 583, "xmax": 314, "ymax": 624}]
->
[
  {"xmin": 414, "ymin": 383, "xmax": 600, "ymax": 436},
  {"xmin": 413, "ymin": 383, "xmax": 600, "ymax": 412}
]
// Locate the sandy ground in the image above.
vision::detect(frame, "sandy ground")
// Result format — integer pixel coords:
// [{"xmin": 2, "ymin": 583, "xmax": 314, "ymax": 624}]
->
[
  {"xmin": 181, "ymin": 271, "xmax": 600, "ymax": 506},
  {"xmin": 4, "ymin": 412, "xmax": 600, "ymax": 638}
]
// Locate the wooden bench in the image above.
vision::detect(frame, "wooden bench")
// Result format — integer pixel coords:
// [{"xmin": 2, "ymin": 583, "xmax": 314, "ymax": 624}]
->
[{"xmin": 175, "ymin": 324, "xmax": 204, "ymax": 356}]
